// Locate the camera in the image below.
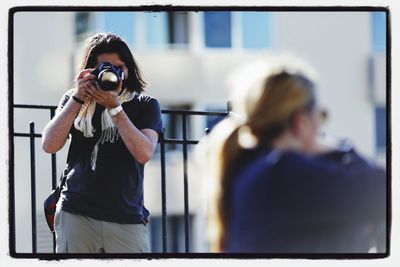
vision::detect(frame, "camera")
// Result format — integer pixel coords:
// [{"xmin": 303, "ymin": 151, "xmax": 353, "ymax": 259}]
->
[{"xmin": 91, "ymin": 62, "xmax": 124, "ymax": 91}]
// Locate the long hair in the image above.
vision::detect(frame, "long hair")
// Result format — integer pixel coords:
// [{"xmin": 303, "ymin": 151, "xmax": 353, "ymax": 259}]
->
[
  {"xmin": 206, "ymin": 55, "xmax": 318, "ymax": 251},
  {"xmin": 79, "ymin": 32, "xmax": 146, "ymax": 93}
]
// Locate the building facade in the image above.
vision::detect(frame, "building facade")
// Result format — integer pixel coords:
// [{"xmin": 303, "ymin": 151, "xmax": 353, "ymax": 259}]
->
[{"xmin": 12, "ymin": 10, "xmax": 387, "ymax": 253}]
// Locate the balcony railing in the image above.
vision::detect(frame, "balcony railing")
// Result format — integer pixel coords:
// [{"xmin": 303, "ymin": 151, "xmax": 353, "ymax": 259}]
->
[{"xmin": 10, "ymin": 103, "xmax": 230, "ymax": 255}]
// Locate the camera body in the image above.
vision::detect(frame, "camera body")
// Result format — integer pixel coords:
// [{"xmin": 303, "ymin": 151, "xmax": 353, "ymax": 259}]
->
[{"xmin": 91, "ymin": 62, "xmax": 124, "ymax": 91}]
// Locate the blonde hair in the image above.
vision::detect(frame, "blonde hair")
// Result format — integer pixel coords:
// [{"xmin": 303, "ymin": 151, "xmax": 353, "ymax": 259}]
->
[{"xmin": 206, "ymin": 54, "xmax": 319, "ymax": 252}]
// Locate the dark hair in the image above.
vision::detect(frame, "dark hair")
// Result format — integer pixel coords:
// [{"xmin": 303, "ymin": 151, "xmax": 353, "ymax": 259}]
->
[{"xmin": 80, "ymin": 32, "xmax": 146, "ymax": 93}]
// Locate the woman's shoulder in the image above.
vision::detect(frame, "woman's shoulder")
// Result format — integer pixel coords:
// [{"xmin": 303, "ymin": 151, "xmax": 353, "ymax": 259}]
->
[
  {"xmin": 279, "ymin": 148, "xmax": 385, "ymax": 180},
  {"xmin": 136, "ymin": 93, "xmax": 159, "ymax": 104},
  {"xmin": 131, "ymin": 93, "xmax": 161, "ymax": 113},
  {"xmin": 123, "ymin": 93, "xmax": 162, "ymax": 124},
  {"xmin": 126, "ymin": 93, "xmax": 160, "ymax": 108},
  {"xmin": 245, "ymin": 147, "xmax": 383, "ymax": 176},
  {"xmin": 236, "ymin": 149, "xmax": 284, "ymax": 178}
]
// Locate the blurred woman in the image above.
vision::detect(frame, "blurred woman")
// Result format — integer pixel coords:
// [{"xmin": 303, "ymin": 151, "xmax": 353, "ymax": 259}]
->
[{"xmin": 205, "ymin": 55, "xmax": 386, "ymax": 253}]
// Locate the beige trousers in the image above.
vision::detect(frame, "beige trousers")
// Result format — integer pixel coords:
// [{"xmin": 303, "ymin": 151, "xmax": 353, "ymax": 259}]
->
[{"xmin": 54, "ymin": 206, "xmax": 150, "ymax": 253}]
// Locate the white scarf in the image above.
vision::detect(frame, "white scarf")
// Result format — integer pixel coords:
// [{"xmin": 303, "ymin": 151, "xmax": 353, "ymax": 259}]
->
[{"xmin": 73, "ymin": 89, "xmax": 136, "ymax": 170}]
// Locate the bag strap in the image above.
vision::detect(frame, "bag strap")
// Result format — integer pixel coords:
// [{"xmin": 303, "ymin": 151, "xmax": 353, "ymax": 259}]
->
[{"xmin": 59, "ymin": 167, "xmax": 69, "ymax": 188}]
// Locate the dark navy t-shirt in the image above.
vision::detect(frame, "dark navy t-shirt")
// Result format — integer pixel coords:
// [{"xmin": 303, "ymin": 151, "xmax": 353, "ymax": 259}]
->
[
  {"xmin": 57, "ymin": 90, "xmax": 163, "ymax": 224},
  {"xmin": 224, "ymin": 148, "xmax": 386, "ymax": 253}
]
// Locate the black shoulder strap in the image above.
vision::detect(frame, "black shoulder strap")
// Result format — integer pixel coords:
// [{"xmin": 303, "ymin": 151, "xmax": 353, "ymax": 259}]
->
[{"xmin": 59, "ymin": 167, "xmax": 69, "ymax": 189}]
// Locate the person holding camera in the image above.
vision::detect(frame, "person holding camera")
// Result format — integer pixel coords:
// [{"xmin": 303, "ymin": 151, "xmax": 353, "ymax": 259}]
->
[
  {"xmin": 42, "ymin": 33, "xmax": 162, "ymax": 253},
  {"xmin": 204, "ymin": 55, "xmax": 386, "ymax": 253}
]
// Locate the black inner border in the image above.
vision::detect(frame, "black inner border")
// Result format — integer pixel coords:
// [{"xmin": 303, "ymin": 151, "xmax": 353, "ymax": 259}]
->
[{"xmin": 8, "ymin": 4, "xmax": 392, "ymax": 260}]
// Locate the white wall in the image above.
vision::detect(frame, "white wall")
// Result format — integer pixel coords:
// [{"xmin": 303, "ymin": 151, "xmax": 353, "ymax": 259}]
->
[
  {"xmin": 14, "ymin": 12, "xmax": 75, "ymax": 105},
  {"xmin": 13, "ymin": 12, "xmax": 75, "ymax": 252},
  {"xmin": 275, "ymin": 12, "xmax": 375, "ymax": 157}
]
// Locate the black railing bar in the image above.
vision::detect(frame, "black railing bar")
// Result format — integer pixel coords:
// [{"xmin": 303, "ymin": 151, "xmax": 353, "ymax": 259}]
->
[
  {"xmin": 29, "ymin": 122, "xmax": 37, "ymax": 253},
  {"xmin": 14, "ymin": 104, "xmax": 57, "ymax": 110},
  {"xmin": 51, "ymin": 154, "xmax": 57, "ymax": 190},
  {"xmin": 50, "ymin": 109, "xmax": 58, "ymax": 186},
  {"xmin": 161, "ymin": 139, "xmax": 198, "ymax": 145},
  {"xmin": 182, "ymin": 114, "xmax": 190, "ymax": 253},
  {"xmin": 160, "ymin": 138, "xmax": 167, "ymax": 253},
  {"xmin": 51, "ymin": 152, "xmax": 57, "ymax": 253},
  {"xmin": 13, "ymin": 133, "xmax": 200, "ymax": 146},
  {"xmin": 10, "ymin": 111, "xmax": 16, "ymax": 255},
  {"xmin": 161, "ymin": 110, "xmax": 228, "ymax": 116},
  {"xmin": 50, "ymin": 109, "xmax": 56, "ymax": 120},
  {"xmin": 50, "ymin": 105, "xmax": 57, "ymax": 254},
  {"xmin": 14, "ymin": 104, "xmax": 228, "ymax": 116},
  {"xmin": 14, "ymin": 133, "xmax": 42, "ymax": 138}
]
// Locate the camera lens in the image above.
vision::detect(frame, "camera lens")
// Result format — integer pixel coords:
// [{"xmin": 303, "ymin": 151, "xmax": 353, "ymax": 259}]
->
[
  {"xmin": 93, "ymin": 62, "xmax": 123, "ymax": 91},
  {"xmin": 101, "ymin": 72, "xmax": 118, "ymax": 83},
  {"xmin": 99, "ymin": 71, "xmax": 119, "ymax": 91}
]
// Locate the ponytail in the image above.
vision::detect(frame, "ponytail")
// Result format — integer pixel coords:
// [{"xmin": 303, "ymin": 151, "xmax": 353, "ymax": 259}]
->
[
  {"xmin": 209, "ymin": 118, "xmax": 287, "ymax": 251},
  {"xmin": 215, "ymin": 126, "xmax": 242, "ymax": 251},
  {"xmin": 205, "ymin": 117, "xmax": 245, "ymax": 252}
]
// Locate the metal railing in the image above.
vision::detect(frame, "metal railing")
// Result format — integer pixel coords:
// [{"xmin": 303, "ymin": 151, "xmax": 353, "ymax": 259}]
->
[{"xmin": 11, "ymin": 103, "xmax": 229, "ymax": 254}]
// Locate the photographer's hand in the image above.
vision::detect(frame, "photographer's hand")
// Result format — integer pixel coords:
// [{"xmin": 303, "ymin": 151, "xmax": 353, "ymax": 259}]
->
[
  {"xmin": 86, "ymin": 82, "xmax": 121, "ymax": 109},
  {"xmin": 42, "ymin": 68, "xmax": 95, "ymax": 153},
  {"xmin": 86, "ymin": 82, "xmax": 158, "ymax": 165},
  {"xmin": 75, "ymin": 68, "xmax": 96, "ymax": 102}
]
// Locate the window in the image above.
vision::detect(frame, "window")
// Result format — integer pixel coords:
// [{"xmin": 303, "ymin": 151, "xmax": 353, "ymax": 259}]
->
[
  {"xmin": 204, "ymin": 11, "xmax": 232, "ymax": 48},
  {"xmin": 99, "ymin": 11, "xmax": 188, "ymax": 50},
  {"xmin": 168, "ymin": 12, "xmax": 189, "ymax": 48},
  {"xmin": 241, "ymin": 12, "xmax": 273, "ymax": 49},
  {"xmin": 103, "ymin": 12, "xmax": 135, "ymax": 45},
  {"xmin": 162, "ymin": 104, "xmax": 192, "ymax": 151},
  {"xmin": 144, "ymin": 12, "xmax": 168, "ymax": 49},
  {"xmin": 75, "ymin": 12, "xmax": 91, "ymax": 39},
  {"xmin": 375, "ymin": 106, "xmax": 386, "ymax": 154},
  {"xmin": 144, "ymin": 11, "xmax": 189, "ymax": 49},
  {"xmin": 371, "ymin": 12, "xmax": 386, "ymax": 54},
  {"xmin": 203, "ymin": 11, "xmax": 274, "ymax": 50},
  {"xmin": 94, "ymin": 11, "xmax": 275, "ymax": 51}
]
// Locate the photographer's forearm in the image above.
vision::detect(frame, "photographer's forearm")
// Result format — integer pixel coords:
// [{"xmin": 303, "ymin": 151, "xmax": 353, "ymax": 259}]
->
[
  {"xmin": 42, "ymin": 99, "xmax": 82, "ymax": 153},
  {"xmin": 112, "ymin": 111, "xmax": 157, "ymax": 165}
]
